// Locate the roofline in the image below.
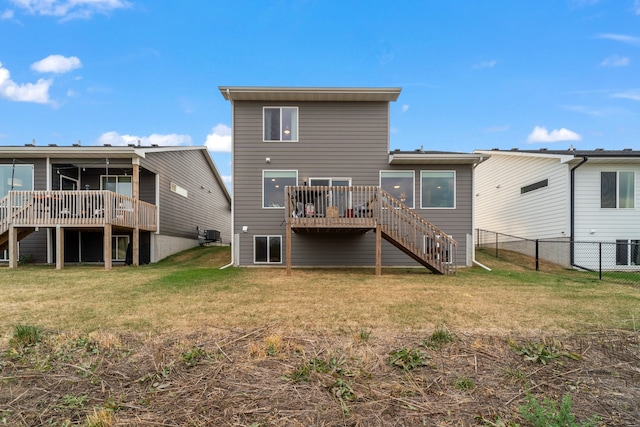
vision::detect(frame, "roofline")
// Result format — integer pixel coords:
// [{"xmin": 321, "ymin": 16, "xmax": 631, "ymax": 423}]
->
[
  {"xmin": 473, "ymin": 149, "xmax": 577, "ymax": 164},
  {"xmin": 0, "ymin": 145, "xmax": 232, "ymax": 203},
  {"xmin": 218, "ymin": 86, "xmax": 402, "ymax": 102},
  {"xmin": 198, "ymin": 148, "xmax": 232, "ymax": 204},
  {"xmin": 389, "ymin": 152, "xmax": 488, "ymax": 165},
  {"xmin": 473, "ymin": 149, "xmax": 640, "ymax": 165},
  {"xmin": 0, "ymin": 145, "xmax": 209, "ymax": 159}
]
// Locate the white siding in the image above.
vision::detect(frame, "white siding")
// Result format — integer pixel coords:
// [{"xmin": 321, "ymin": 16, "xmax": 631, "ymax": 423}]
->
[
  {"xmin": 475, "ymin": 153, "xmax": 570, "ymax": 239},
  {"xmin": 574, "ymin": 163, "xmax": 640, "ymax": 269}
]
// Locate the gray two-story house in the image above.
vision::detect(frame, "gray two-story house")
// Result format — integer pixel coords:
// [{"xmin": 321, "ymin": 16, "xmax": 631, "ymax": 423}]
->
[
  {"xmin": 1, "ymin": 144, "xmax": 231, "ymax": 269},
  {"xmin": 220, "ymin": 86, "xmax": 484, "ymax": 274}
]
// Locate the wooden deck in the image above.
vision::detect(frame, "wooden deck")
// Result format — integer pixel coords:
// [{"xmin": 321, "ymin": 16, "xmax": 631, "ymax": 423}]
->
[
  {"xmin": 1, "ymin": 190, "xmax": 158, "ymax": 269},
  {"xmin": 284, "ymin": 186, "xmax": 457, "ymax": 275}
]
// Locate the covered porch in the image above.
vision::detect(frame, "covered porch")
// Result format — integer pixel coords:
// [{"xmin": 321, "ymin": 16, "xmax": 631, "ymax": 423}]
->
[{"xmin": 1, "ymin": 190, "xmax": 157, "ymax": 269}]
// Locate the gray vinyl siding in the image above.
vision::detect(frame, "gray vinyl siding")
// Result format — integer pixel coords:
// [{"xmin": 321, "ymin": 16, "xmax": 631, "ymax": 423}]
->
[
  {"xmin": 140, "ymin": 149, "xmax": 231, "ymax": 243},
  {"xmin": 232, "ymin": 101, "xmax": 473, "ymax": 267}
]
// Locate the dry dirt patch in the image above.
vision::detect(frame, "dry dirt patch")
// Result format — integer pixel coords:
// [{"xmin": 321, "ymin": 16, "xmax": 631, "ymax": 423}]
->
[{"xmin": 1, "ymin": 327, "xmax": 638, "ymax": 426}]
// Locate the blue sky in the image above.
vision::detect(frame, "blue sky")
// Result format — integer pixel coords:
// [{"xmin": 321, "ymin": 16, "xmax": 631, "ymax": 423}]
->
[{"xmin": 1, "ymin": 0, "xmax": 640, "ymax": 188}]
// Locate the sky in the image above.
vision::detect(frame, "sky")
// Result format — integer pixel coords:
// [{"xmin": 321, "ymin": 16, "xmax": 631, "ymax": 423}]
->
[{"xmin": 1, "ymin": 0, "xmax": 640, "ymax": 189}]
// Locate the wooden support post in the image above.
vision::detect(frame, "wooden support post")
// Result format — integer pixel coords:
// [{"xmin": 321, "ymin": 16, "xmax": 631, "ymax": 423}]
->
[
  {"xmin": 8, "ymin": 225, "xmax": 18, "ymax": 269},
  {"xmin": 104, "ymin": 224, "xmax": 112, "ymax": 270},
  {"xmin": 55, "ymin": 225, "xmax": 64, "ymax": 270},
  {"xmin": 375, "ymin": 224, "xmax": 382, "ymax": 276},
  {"xmin": 132, "ymin": 163, "xmax": 140, "ymax": 266},
  {"xmin": 286, "ymin": 223, "xmax": 292, "ymax": 276}
]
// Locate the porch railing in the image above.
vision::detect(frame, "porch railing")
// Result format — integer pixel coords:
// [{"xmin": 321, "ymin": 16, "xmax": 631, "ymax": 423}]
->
[
  {"xmin": 285, "ymin": 186, "xmax": 457, "ymax": 274},
  {"xmin": 0, "ymin": 190, "xmax": 158, "ymax": 232}
]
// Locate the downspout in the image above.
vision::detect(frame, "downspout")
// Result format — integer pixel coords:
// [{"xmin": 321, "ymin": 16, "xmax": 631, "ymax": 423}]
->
[
  {"xmin": 472, "ymin": 155, "xmax": 491, "ymax": 271},
  {"xmin": 570, "ymin": 156, "xmax": 588, "ymax": 266}
]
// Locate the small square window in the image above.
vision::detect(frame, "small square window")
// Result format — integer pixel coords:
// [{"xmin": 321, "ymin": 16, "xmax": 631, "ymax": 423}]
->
[
  {"xmin": 380, "ymin": 171, "xmax": 414, "ymax": 208},
  {"xmin": 263, "ymin": 170, "xmax": 297, "ymax": 208},
  {"xmin": 421, "ymin": 171, "xmax": 455, "ymax": 209},
  {"xmin": 254, "ymin": 236, "xmax": 282, "ymax": 264},
  {"xmin": 264, "ymin": 107, "xmax": 298, "ymax": 141},
  {"xmin": 601, "ymin": 171, "xmax": 634, "ymax": 209}
]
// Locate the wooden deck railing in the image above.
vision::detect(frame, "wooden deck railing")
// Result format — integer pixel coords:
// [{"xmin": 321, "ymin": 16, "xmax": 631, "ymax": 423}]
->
[
  {"xmin": 286, "ymin": 185, "xmax": 379, "ymax": 228},
  {"xmin": 0, "ymin": 191, "xmax": 158, "ymax": 232},
  {"xmin": 285, "ymin": 186, "xmax": 457, "ymax": 274}
]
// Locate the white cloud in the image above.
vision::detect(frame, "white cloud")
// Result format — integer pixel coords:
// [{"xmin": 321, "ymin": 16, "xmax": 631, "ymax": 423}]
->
[
  {"xmin": 205, "ymin": 124, "xmax": 231, "ymax": 152},
  {"xmin": 401, "ymin": 104, "xmax": 409, "ymax": 113},
  {"xmin": 9, "ymin": 0, "xmax": 130, "ymax": 20},
  {"xmin": 595, "ymin": 33, "xmax": 640, "ymax": 46},
  {"xmin": 527, "ymin": 126, "xmax": 581, "ymax": 143},
  {"xmin": 1, "ymin": 9, "xmax": 14, "ymax": 19},
  {"xmin": 96, "ymin": 131, "xmax": 192, "ymax": 146},
  {"xmin": 611, "ymin": 89, "xmax": 640, "ymax": 101},
  {"xmin": 31, "ymin": 55, "xmax": 82, "ymax": 73},
  {"xmin": 472, "ymin": 60, "xmax": 497, "ymax": 69},
  {"xmin": 0, "ymin": 61, "xmax": 51, "ymax": 104},
  {"xmin": 599, "ymin": 55, "xmax": 630, "ymax": 67}
]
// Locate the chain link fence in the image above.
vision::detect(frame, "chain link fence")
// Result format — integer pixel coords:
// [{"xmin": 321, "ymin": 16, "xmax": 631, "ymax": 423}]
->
[{"xmin": 476, "ymin": 229, "xmax": 640, "ymax": 285}]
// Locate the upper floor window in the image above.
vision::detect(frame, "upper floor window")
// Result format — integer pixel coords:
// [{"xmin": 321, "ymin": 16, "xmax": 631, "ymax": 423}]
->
[
  {"xmin": 263, "ymin": 170, "xmax": 297, "ymax": 208},
  {"xmin": 601, "ymin": 171, "xmax": 634, "ymax": 209},
  {"xmin": 380, "ymin": 171, "xmax": 414, "ymax": 208},
  {"xmin": 1, "ymin": 164, "xmax": 34, "ymax": 198},
  {"xmin": 264, "ymin": 107, "xmax": 298, "ymax": 142},
  {"xmin": 421, "ymin": 171, "xmax": 455, "ymax": 209}
]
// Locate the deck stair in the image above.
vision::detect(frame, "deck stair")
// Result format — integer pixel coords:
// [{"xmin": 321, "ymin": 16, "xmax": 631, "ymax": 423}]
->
[
  {"xmin": 285, "ymin": 186, "xmax": 457, "ymax": 274},
  {"xmin": 377, "ymin": 189, "xmax": 456, "ymax": 274}
]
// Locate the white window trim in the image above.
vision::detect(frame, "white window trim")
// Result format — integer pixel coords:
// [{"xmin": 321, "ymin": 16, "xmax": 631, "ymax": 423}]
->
[
  {"xmin": 263, "ymin": 106, "xmax": 299, "ymax": 142},
  {"xmin": 420, "ymin": 170, "xmax": 456, "ymax": 209},
  {"xmin": 379, "ymin": 170, "xmax": 415, "ymax": 209},
  {"xmin": 253, "ymin": 235, "xmax": 283, "ymax": 264},
  {"xmin": 601, "ymin": 171, "xmax": 635, "ymax": 209},
  {"xmin": 262, "ymin": 170, "xmax": 298, "ymax": 209}
]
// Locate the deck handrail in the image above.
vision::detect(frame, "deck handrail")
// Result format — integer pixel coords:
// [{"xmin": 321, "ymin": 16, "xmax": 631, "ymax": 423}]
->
[
  {"xmin": 377, "ymin": 188, "xmax": 457, "ymax": 274},
  {"xmin": 2, "ymin": 190, "xmax": 157, "ymax": 231},
  {"xmin": 0, "ymin": 194, "xmax": 9, "ymax": 236},
  {"xmin": 285, "ymin": 185, "xmax": 457, "ymax": 274}
]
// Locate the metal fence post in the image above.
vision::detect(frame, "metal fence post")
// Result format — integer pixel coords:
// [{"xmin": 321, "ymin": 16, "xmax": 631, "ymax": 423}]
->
[
  {"xmin": 495, "ymin": 232, "xmax": 498, "ymax": 258},
  {"xmin": 599, "ymin": 242, "xmax": 602, "ymax": 280},
  {"xmin": 535, "ymin": 239, "xmax": 539, "ymax": 271}
]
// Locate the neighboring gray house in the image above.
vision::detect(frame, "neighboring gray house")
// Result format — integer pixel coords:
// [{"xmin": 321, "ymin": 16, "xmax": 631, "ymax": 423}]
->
[
  {"xmin": 474, "ymin": 148, "xmax": 640, "ymax": 270},
  {"xmin": 220, "ymin": 86, "xmax": 485, "ymax": 274},
  {"xmin": 1, "ymin": 144, "xmax": 231, "ymax": 269}
]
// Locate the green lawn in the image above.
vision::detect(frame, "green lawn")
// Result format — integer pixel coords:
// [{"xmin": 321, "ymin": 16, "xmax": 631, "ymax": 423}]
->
[{"xmin": 1, "ymin": 246, "xmax": 638, "ymax": 337}]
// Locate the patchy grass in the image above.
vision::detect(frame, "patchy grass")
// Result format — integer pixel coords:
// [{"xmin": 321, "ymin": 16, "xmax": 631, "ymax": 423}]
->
[
  {"xmin": 0, "ymin": 246, "xmax": 638, "ymax": 425},
  {"xmin": 0, "ymin": 246, "xmax": 638, "ymax": 336}
]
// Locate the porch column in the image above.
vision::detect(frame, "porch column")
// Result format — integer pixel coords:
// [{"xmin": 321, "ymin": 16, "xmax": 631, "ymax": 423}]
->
[
  {"xmin": 55, "ymin": 224, "xmax": 64, "ymax": 270},
  {"xmin": 375, "ymin": 224, "xmax": 382, "ymax": 276},
  {"xmin": 132, "ymin": 162, "xmax": 139, "ymax": 266},
  {"xmin": 286, "ymin": 223, "xmax": 292, "ymax": 275},
  {"xmin": 104, "ymin": 224, "xmax": 112, "ymax": 270},
  {"xmin": 8, "ymin": 225, "xmax": 18, "ymax": 269}
]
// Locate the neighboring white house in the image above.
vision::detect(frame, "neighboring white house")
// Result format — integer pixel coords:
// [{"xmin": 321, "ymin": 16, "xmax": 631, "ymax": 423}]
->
[{"xmin": 474, "ymin": 148, "xmax": 640, "ymax": 271}]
